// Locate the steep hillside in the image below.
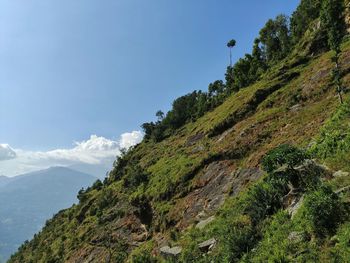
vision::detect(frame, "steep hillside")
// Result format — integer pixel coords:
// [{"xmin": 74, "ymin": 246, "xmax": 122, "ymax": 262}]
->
[
  {"xmin": 0, "ymin": 167, "xmax": 96, "ymax": 262},
  {"xmin": 9, "ymin": 1, "xmax": 350, "ymax": 262}
]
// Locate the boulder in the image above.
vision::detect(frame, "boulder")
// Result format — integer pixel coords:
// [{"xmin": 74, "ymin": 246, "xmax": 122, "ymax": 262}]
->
[
  {"xmin": 198, "ymin": 238, "xmax": 216, "ymax": 253},
  {"xmin": 160, "ymin": 246, "xmax": 182, "ymax": 259}
]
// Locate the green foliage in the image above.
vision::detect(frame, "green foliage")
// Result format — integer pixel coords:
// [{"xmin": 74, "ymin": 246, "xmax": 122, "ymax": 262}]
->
[
  {"xmin": 297, "ymin": 186, "xmax": 345, "ymax": 237},
  {"xmin": 310, "ymin": 100, "xmax": 350, "ymax": 170},
  {"xmin": 218, "ymin": 215, "xmax": 255, "ymax": 262},
  {"xmin": 91, "ymin": 179, "xmax": 103, "ymax": 191},
  {"xmin": 259, "ymin": 14, "xmax": 291, "ymax": 63},
  {"xmin": 262, "ymin": 144, "xmax": 309, "ymax": 173},
  {"xmin": 123, "ymin": 164, "xmax": 149, "ymax": 189},
  {"xmin": 227, "ymin": 39, "xmax": 236, "ymax": 48},
  {"xmin": 142, "ymin": 87, "xmax": 232, "ymax": 142},
  {"xmin": 320, "ymin": 0, "xmax": 346, "ymax": 52},
  {"xmin": 331, "ymin": 222, "xmax": 350, "ymax": 261},
  {"xmin": 77, "ymin": 187, "xmax": 87, "ymax": 202},
  {"xmin": 290, "ymin": 0, "xmax": 322, "ymax": 44},
  {"xmin": 225, "ymin": 54, "xmax": 265, "ymax": 92}
]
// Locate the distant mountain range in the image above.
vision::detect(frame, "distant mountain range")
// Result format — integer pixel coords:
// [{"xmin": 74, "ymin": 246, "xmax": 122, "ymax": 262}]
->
[
  {"xmin": 0, "ymin": 176, "xmax": 11, "ymax": 188},
  {"xmin": 0, "ymin": 167, "xmax": 96, "ymax": 262}
]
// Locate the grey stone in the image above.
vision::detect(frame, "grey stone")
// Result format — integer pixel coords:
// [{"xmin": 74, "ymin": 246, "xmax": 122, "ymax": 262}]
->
[
  {"xmin": 160, "ymin": 246, "xmax": 182, "ymax": 258},
  {"xmin": 287, "ymin": 195, "xmax": 304, "ymax": 219},
  {"xmin": 333, "ymin": 170, "xmax": 349, "ymax": 177},
  {"xmin": 192, "ymin": 145, "xmax": 205, "ymax": 153},
  {"xmin": 290, "ymin": 104, "xmax": 301, "ymax": 112},
  {"xmin": 335, "ymin": 185, "xmax": 350, "ymax": 195},
  {"xmin": 196, "ymin": 216, "xmax": 215, "ymax": 230},
  {"xmin": 198, "ymin": 238, "xmax": 216, "ymax": 252}
]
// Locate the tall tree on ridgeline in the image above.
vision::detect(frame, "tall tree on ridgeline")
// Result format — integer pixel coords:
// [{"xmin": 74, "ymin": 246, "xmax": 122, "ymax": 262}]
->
[{"xmin": 227, "ymin": 39, "xmax": 236, "ymax": 67}]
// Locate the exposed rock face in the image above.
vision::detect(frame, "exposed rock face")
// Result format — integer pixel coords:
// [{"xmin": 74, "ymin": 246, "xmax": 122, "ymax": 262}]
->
[
  {"xmin": 186, "ymin": 133, "xmax": 204, "ymax": 146},
  {"xmin": 230, "ymin": 168, "xmax": 264, "ymax": 196},
  {"xmin": 169, "ymin": 162, "xmax": 263, "ymax": 230}
]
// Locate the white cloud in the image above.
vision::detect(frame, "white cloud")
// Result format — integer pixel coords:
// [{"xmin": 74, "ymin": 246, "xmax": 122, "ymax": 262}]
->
[
  {"xmin": 119, "ymin": 131, "xmax": 143, "ymax": 149},
  {"xmin": 0, "ymin": 131, "xmax": 143, "ymax": 177},
  {"xmin": 0, "ymin": 144, "xmax": 17, "ymax": 161}
]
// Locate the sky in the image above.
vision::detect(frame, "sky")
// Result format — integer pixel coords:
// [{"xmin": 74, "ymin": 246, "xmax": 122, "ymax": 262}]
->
[{"xmin": 0, "ymin": 0, "xmax": 300, "ymax": 176}]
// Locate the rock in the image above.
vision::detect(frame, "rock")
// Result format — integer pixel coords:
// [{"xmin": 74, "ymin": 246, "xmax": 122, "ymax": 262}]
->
[
  {"xmin": 186, "ymin": 133, "xmax": 204, "ymax": 146},
  {"xmin": 198, "ymin": 238, "xmax": 216, "ymax": 253},
  {"xmin": 230, "ymin": 168, "xmax": 264, "ymax": 196},
  {"xmin": 335, "ymin": 185, "xmax": 350, "ymax": 195},
  {"xmin": 192, "ymin": 145, "xmax": 205, "ymax": 154},
  {"xmin": 196, "ymin": 216, "xmax": 215, "ymax": 230},
  {"xmin": 171, "ymin": 164, "xmax": 263, "ymax": 230},
  {"xmin": 288, "ymin": 231, "xmax": 304, "ymax": 243},
  {"xmin": 290, "ymin": 104, "xmax": 301, "ymax": 112},
  {"xmin": 333, "ymin": 170, "xmax": 349, "ymax": 177},
  {"xmin": 287, "ymin": 195, "xmax": 304, "ymax": 219},
  {"xmin": 160, "ymin": 246, "xmax": 182, "ymax": 259}
]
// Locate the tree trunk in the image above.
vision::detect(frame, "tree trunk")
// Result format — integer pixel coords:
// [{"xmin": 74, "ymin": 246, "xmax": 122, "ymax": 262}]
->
[{"xmin": 337, "ymin": 85, "xmax": 344, "ymax": 104}]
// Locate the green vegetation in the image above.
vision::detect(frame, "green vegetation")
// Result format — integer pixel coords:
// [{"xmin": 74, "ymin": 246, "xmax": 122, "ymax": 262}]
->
[
  {"xmin": 8, "ymin": 1, "xmax": 350, "ymax": 262},
  {"xmin": 262, "ymin": 144, "xmax": 309, "ymax": 173}
]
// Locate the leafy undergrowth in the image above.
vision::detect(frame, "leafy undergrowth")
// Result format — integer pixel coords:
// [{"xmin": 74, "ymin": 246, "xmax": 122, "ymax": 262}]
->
[{"xmin": 8, "ymin": 36, "xmax": 350, "ymax": 263}]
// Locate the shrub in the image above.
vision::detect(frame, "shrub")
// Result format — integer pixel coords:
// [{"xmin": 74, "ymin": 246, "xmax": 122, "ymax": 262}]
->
[
  {"xmin": 262, "ymin": 144, "xmax": 309, "ymax": 173},
  {"xmin": 123, "ymin": 164, "xmax": 149, "ymax": 189},
  {"xmin": 299, "ymin": 186, "xmax": 345, "ymax": 236}
]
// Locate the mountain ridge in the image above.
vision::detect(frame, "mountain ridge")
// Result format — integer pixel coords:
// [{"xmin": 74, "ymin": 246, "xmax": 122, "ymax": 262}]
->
[
  {"xmin": 0, "ymin": 167, "xmax": 96, "ymax": 262},
  {"xmin": 8, "ymin": 1, "xmax": 350, "ymax": 262}
]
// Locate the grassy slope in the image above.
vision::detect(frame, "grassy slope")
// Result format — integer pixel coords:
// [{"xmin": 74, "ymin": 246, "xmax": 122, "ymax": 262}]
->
[{"xmin": 8, "ymin": 39, "xmax": 350, "ymax": 263}]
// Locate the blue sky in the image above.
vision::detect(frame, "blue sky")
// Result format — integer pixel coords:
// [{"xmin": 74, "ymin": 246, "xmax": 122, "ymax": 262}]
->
[{"xmin": 0, "ymin": 0, "xmax": 299, "ymax": 152}]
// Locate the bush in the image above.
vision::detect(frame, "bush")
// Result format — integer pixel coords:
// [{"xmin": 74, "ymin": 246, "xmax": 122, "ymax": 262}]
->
[
  {"xmin": 300, "ymin": 186, "xmax": 345, "ymax": 236},
  {"xmin": 262, "ymin": 144, "xmax": 309, "ymax": 173},
  {"xmin": 123, "ymin": 164, "xmax": 149, "ymax": 189}
]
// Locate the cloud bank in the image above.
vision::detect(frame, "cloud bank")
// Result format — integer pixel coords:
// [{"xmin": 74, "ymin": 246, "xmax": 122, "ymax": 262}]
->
[
  {"xmin": 0, "ymin": 131, "xmax": 143, "ymax": 177},
  {"xmin": 0, "ymin": 144, "xmax": 17, "ymax": 161}
]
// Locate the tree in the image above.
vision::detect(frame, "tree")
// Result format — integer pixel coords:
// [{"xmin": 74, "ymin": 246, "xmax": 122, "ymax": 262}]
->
[
  {"xmin": 320, "ymin": 0, "xmax": 346, "ymax": 104},
  {"xmin": 155, "ymin": 110, "xmax": 164, "ymax": 122},
  {"xmin": 290, "ymin": 0, "xmax": 322, "ymax": 43},
  {"xmin": 227, "ymin": 39, "xmax": 236, "ymax": 67},
  {"xmin": 320, "ymin": 0, "xmax": 346, "ymax": 52},
  {"xmin": 208, "ymin": 80, "xmax": 225, "ymax": 97},
  {"xmin": 259, "ymin": 15, "xmax": 291, "ymax": 63}
]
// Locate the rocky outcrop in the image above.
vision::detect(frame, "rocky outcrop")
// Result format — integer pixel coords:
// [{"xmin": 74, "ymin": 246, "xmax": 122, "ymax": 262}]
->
[{"xmin": 169, "ymin": 162, "xmax": 263, "ymax": 230}]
